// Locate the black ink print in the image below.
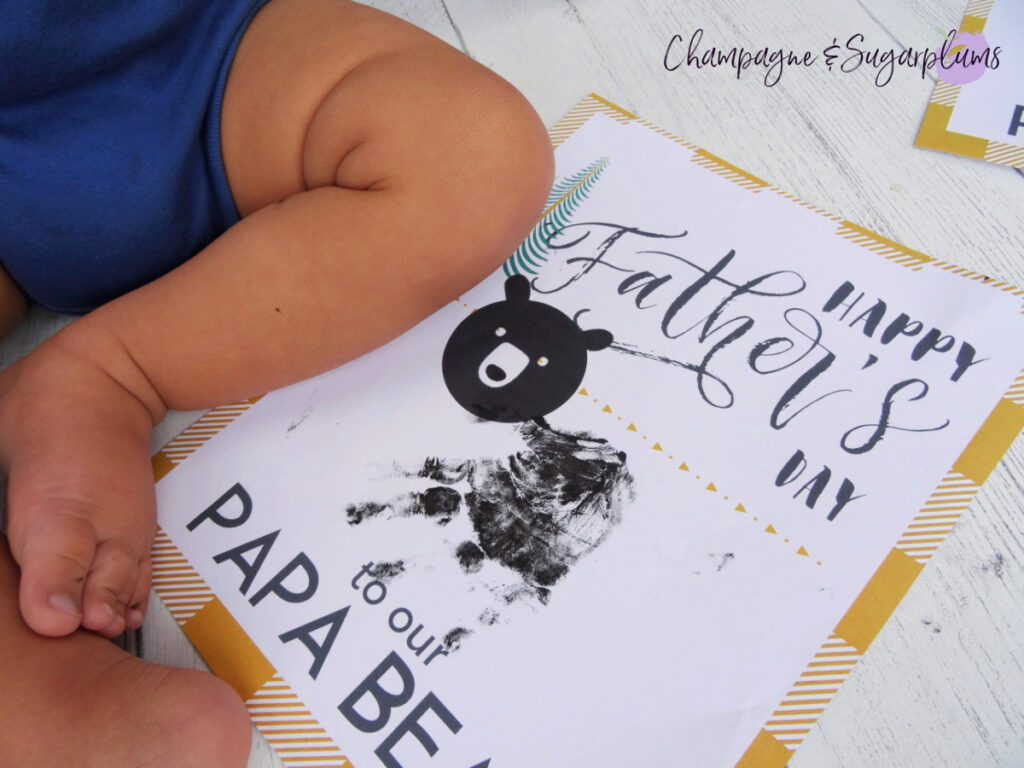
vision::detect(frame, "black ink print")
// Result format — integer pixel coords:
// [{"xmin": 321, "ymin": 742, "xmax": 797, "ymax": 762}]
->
[
  {"xmin": 367, "ymin": 561, "xmax": 405, "ymax": 582},
  {"xmin": 418, "ymin": 457, "xmax": 472, "ymax": 485},
  {"xmin": 455, "ymin": 541, "xmax": 485, "ymax": 574},
  {"xmin": 347, "ymin": 489, "xmax": 458, "ymax": 527},
  {"xmin": 443, "ymin": 627, "xmax": 472, "ymax": 651},
  {"xmin": 420, "ymin": 486, "xmax": 461, "ymax": 523},
  {"xmin": 345, "ymin": 422, "xmax": 634, "ymax": 636},
  {"xmin": 345, "ymin": 501, "xmax": 388, "ymax": 526},
  {"xmin": 463, "ymin": 423, "xmax": 630, "ymax": 588},
  {"xmin": 442, "ymin": 274, "xmax": 613, "ymax": 422},
  {"xmin": 478, "ymin": 608, "xmax": 500, "ymax": 626},
  {"xmin": 286, "ymin": 390, "xmax": 318, "ymax": 434}
]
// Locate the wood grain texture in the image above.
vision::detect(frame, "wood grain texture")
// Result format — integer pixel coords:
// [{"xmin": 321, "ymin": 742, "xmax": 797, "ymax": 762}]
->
[{"xmin": 1, "ymin": 1, "xmax": 1020, "ymax": 767}]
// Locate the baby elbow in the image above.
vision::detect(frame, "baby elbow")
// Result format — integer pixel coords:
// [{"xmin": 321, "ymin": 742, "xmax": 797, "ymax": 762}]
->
[{"xmin": 439, "ymin": 94, "xmax": 554, "ymax": 280}]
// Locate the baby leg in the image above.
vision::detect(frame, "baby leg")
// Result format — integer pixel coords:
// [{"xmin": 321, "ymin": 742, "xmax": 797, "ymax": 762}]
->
[
  {"xmin": 0, "ymin": 335, "xmax": 161, "ymax": 637},
  {"xmin": 2, "ymin": 0, "xmax": 552, "ymax": 638},
  {"xmin": 0, "ymin": 538, "xmax": 253, "ymax": 766},
  {"xmin": 0, "ymin": 265, "xmax": 28, "ymax": 340}
]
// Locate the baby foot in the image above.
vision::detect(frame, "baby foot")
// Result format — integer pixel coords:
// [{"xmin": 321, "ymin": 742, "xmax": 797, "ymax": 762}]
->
[
  {"xmin": 0, "ymin": 540, "xmax": 252, "ymax": 767},
  {"xmin": 0, "ymin": 328, "xmax": 165, "ymax": 637}
]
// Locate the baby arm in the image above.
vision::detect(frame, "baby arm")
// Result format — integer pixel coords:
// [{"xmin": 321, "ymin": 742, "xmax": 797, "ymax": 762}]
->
[
  {"xmin": 0, "ymin": 267, "xmax": 28, "ymax": 339},
  {"xmin": 0, "ymin": 0, "xmax": 553, "ymax": 638}
]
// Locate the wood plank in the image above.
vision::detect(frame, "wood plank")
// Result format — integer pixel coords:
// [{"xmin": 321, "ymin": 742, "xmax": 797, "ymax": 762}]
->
[{"xmin": 2, "ymin": 1, "xmax": 1020, "ymax": 766}]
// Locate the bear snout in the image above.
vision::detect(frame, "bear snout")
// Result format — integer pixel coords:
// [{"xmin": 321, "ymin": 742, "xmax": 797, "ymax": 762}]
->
[{"xmin": 478, "ymin": 342, "xmax": 530, "ymax": 388}]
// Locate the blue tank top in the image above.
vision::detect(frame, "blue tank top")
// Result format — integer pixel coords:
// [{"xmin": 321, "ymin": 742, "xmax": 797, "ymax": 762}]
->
[{"xmin": 0, "ymin": 0, "xmax": 270, "ymax": 313}]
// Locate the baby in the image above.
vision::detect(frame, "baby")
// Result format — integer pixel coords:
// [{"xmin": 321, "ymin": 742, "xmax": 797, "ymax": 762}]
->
[{"xmin": 0, "ymin": 0, "xmax": 552, "ymax": 765}]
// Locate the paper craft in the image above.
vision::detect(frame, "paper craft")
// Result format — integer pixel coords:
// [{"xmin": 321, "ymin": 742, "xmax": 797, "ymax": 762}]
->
[
  {"xmin": 153, "ymin": 95, "xmax": 1024, "ymax": 768},
  {"xmin": 915, "ymin": 0, "xmax": 1024, "ymax": 168}
]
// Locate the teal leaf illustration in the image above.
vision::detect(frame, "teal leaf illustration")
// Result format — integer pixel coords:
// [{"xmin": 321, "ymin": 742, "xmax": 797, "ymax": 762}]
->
[{"xmin": 505, "ymin": 157, "xmax": 609, "ymax": 277}]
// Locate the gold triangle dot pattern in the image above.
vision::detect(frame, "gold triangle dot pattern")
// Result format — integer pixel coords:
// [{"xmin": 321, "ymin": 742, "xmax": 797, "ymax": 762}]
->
[{"xmin": 580, "ymin": 388, "xmax": 818, "ymax": 563}]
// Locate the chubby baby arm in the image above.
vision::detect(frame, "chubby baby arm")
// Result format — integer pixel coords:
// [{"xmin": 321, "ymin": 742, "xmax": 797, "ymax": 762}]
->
[
  {"xmin": 1, "ymin": 0, "xmax": 553, "ymax": 638},
  {"xmin": 0, "ymin": 266, "xmax": 28, "ymax": 339}
]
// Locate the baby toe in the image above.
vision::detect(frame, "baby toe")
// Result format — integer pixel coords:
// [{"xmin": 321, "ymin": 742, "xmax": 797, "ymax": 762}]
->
[
  {"xmin": 13, "ymin": 512, "xmax": 97, "ymax": 637},
  {"xmin": 81, "ymin": 540, "xmax": 145, "ymax": 637},
  {"xmin": 125, "ymin": 556, "xmax": 152, "ymax": 631}
]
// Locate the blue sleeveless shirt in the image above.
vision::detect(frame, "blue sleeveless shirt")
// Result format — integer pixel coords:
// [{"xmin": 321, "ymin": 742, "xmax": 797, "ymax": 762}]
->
[{"xmin": 0, "ymin": 0, "xmax": 270, "ymax": 313}]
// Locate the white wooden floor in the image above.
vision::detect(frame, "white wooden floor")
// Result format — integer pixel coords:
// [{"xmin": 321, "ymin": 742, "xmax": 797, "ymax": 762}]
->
[{"xmin": 2, "ymin": 1, "xmax": 1021, "ymax": 766}]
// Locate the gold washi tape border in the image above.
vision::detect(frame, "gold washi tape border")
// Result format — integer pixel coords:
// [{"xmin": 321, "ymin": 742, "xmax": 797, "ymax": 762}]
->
[
  {"xmin": 894, "ymin": 471, "xmax": 979, "ymax": 563},
  {"xmin": 763, "ymin": 634, "xmax": 863, "ymax": 751},
  {"xmin": 150, "ymin": 527, "xmax": 215, "ymax": 624},
  {"xmin": 550, "ymin": 93, "xmax": 635, "ymax": 149},
  {"xmin": 152, "ymin": 396, "xmax": 263, "ymax": 480}
]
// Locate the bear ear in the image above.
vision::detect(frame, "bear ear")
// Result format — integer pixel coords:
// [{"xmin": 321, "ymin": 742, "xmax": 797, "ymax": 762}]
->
[
  {"xmin": 504, "ymin": 274, "xmax": 531, "ymax": 308},
  {"xmin": 583, "ymin": 328, "xmax": 614, "ymax": 351}
]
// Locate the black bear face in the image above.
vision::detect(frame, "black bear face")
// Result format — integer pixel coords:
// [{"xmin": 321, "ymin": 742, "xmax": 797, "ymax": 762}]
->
[{"xmin": 442, "ymin": 275, "xmax": 613, "ymax": 422}]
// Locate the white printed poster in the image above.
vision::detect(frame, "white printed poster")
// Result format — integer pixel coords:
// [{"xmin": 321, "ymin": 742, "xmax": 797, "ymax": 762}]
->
[{"xmin": 153, "ymin": 96, "xmax": 1024, "ymax": 768}]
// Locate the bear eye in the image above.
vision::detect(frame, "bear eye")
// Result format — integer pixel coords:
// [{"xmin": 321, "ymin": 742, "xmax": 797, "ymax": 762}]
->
[
  {"xmin": 495, "ymin": 327, "xmax": 507, "ymax": 337},
  {"xmin": 537, "ymin": 356, "xmax": 549, "ymax": 367}
]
